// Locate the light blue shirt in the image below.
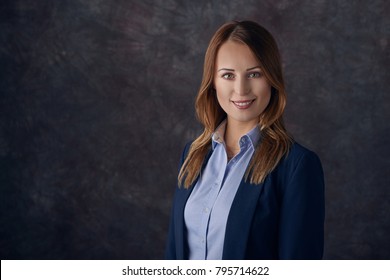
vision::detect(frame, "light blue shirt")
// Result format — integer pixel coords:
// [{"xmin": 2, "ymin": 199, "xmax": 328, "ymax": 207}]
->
[{"xmin": 184, "ymin": 120, "xmax": 261, "ymax": 259}]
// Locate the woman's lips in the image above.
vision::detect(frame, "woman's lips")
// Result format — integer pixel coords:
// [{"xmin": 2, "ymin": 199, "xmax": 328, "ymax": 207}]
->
[{"xmin": 232, "ymin": 99, "xmax": 255, "ymax": 109}]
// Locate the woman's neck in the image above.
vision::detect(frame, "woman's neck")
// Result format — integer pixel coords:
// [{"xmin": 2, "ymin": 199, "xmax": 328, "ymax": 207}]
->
[{"xmin": 224, "ymin": 118, "xmax": 258, "ymax": 158}]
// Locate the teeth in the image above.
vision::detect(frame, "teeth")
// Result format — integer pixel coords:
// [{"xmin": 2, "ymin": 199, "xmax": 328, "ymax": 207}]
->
[{"xmin": 234, "ymin": 101, "xmax": 252, "ymax": 106}]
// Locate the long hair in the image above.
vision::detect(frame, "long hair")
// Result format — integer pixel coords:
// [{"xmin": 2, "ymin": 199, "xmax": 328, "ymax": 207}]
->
[{"xmin": 178, "ymin": 20, "xmax": 292, "ymax": 188}]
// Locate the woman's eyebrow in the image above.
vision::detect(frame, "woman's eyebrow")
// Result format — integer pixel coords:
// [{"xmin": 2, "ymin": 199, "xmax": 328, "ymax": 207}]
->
[
  {"xmin": 217, "ymin": 66, "xmax": 262, "ymax": 72},
  {"xmin": 246, "ymin": 66, "xmax": 262, "ymax": 71},
  {"xmin": 217, "ymin": 68, "xmax": 235, "ymax": 72}
]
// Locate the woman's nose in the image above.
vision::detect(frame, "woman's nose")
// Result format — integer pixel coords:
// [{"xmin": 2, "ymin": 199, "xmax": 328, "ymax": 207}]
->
[{"xmin": 234, "ymin": 78, "xmax": 249, "ymax": 95}]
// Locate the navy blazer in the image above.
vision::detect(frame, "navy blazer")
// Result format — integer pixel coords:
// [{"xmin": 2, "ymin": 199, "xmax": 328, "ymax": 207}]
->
[{"xmin": 165, "ymin": 141, "xmax": 325, "ymax": 260}]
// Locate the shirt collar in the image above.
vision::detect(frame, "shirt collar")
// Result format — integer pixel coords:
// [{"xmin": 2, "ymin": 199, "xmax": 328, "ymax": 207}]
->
[
  {"xmin": 211, "ymin": 119, "xmax": 261, "ymax": 150},
  {"xmin": 244, "ymin": 124, "xmax": 261, "ymax": 149},
  {"xmin": 211, "ymin": 120, "xmax": 227, "ymax": 150}
]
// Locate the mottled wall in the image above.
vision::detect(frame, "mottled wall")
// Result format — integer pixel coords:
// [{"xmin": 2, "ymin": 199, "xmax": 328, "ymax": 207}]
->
[{"xmin": 0, "ymin": 0, "xmax": 389, "ymax": 259}]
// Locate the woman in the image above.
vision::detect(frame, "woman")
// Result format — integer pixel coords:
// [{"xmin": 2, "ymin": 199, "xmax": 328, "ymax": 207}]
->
[{"xmin": 165, "ymin": 20, "xmax": 325, "ymax": 260}]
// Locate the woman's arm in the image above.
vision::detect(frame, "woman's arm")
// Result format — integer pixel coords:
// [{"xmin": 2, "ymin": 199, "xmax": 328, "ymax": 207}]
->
[
  {"xmin": 278, "ymin": 150, "xmax": 325, "ymax": 259},
  {"xmin": 164, "ymin": 142, "xmax": 193, "ymax": 259}
]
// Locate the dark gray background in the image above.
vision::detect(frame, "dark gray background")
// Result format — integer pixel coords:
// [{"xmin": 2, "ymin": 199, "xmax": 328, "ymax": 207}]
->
[{"xmin": 1, "ymin": 0, "xmax": 389, "ymax": 259}]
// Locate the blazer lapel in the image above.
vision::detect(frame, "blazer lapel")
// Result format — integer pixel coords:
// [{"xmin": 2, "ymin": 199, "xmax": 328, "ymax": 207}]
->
[
  {"xmin": 174, "ymin": 185, "xmax": 194, "ymax": 259},
  {"xmin": 222, "ymin": 179, "xmax": 265, "ymax": 259},
  {"xmin": 174, "ymin": 149, "xmax": 213, "ymax": 259}
]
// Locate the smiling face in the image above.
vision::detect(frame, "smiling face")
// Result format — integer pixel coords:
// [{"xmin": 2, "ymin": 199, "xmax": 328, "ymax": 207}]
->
[{"xmin": 214, "ymin": 40, "xmax": 271, "ymax": 128}]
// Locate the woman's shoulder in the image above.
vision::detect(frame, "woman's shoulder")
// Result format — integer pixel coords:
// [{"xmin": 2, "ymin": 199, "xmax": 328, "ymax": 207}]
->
[
  {"xmin": 288, "ymin": 141, "xmax": 318, "ymax": 158},
  {"xmin": 279, "ymin": 141, "xmax": 323, "ymax": 173},
  {"xmin": 288, "ymin": 141, "xmax": 321, "ymax": 159},
  {"xmin": 180, "ymin": 141, "xmax": 194, "ymax": 160}
]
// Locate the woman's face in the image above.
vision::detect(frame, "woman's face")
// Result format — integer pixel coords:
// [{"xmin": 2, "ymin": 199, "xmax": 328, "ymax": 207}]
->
[{"xmin": 214, "ymin": 40, "xmax": 271, "ymax": 128}]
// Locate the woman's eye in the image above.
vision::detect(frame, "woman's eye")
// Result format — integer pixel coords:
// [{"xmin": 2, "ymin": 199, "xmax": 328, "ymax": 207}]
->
[
  {"xmin": 222, "ymin": 73, "xmax": 234, "ymax": 80},
  {"xmin": 248, "ymin": 72, "xmax": 262, "ymax": 78}
]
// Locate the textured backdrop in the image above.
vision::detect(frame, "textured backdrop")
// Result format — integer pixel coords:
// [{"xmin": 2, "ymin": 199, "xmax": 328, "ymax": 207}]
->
[{"xmin": 0, "ymin": 0, "xmax": 389, "ymax": 259}]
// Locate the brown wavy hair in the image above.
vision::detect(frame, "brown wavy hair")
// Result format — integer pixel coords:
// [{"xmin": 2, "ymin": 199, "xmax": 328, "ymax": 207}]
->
[{"xmin": 178, "ymin": 20, "xmax": 292, "ymax": 188}]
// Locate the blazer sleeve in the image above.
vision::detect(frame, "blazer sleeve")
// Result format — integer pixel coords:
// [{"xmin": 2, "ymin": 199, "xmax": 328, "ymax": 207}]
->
[
  {"xmin": 164, "ymin": 142, "xmax": 192, "ymax": 259},
  {"xmin": 278, "ymin": 150, "xmax": 325, "ymax": 259}
]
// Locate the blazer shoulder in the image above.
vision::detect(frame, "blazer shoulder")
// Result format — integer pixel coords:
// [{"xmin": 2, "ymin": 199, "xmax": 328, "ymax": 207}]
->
[
  {"xmin": 285, "ymin": 142, "xmax": 321, "ymax": 164},
  {"xmin": 277, "ymin": 141, "xmax": 323, "ymax": 178},
  {"xmin": 179, "ymin": 140, "xmax": 194, "ymax": 165}
]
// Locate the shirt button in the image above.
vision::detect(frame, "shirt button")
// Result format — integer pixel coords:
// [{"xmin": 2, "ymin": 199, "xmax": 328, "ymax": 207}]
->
[
  {"xmin": 201, "ymin": 239, "xmax": 205, "ymax": 244},
  {"xmin": 203, "ymin": 207, "xmax": 209, "ymax": 213}
]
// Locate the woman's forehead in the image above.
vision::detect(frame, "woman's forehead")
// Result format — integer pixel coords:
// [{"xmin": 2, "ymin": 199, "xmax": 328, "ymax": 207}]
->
[{"xmin": 216, "ymin": 41, "xmax": 260, "ymax": 70}]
